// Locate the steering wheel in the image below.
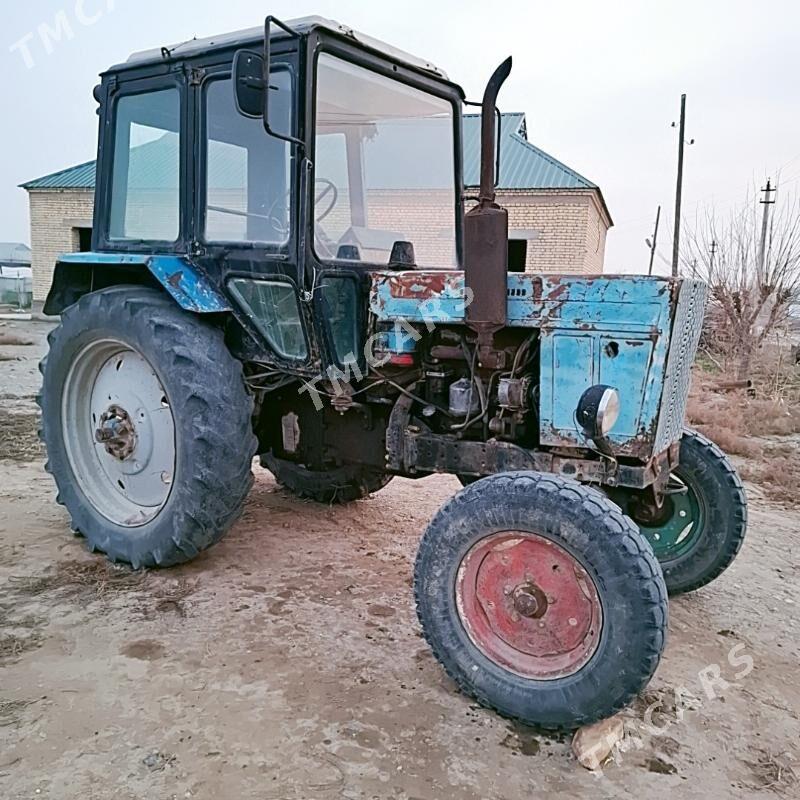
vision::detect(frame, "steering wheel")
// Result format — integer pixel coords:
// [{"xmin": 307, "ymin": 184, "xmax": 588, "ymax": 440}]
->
[
  {"xmin": 259, "ymin": 178, "xmax": 340, "ymax": 241},
  {"xmin": 314, "ymin": 178, "xmax": 339, "ymax": 223}
]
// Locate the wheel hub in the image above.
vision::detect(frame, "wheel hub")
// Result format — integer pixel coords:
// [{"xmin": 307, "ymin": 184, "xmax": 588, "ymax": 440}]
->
[
  {"xmin": 633, "ymin": 475, "xmax": 703, "ymax": 559},
  {"xmin": 511, "ymin": 582, "xmax": 548, "ymax": 618},
  {"xmin": 62, "ymin": 340, "xmax": 176, "ymax": 527},
  {"xmin": 456, "ymin": 531, "xmax": 603, "ymax": 680},
  {"xmin": 95, "ymin": 404, "xmax": 137, "ymax": 460}
]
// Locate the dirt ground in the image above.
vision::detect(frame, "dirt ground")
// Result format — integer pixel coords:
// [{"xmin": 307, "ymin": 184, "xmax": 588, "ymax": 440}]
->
[{"xmin": 1, "ymin": 317, "xmax": 799, "ymax": 800}]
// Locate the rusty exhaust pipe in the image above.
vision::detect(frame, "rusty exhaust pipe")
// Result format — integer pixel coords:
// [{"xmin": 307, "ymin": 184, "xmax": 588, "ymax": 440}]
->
[
  {"xmin": 477, "ymin": 56, "xmax": 512, "ymax": 205},
  {"xmin": 464, "ymin": 57, "xmax": 512, "ymax": 365}
]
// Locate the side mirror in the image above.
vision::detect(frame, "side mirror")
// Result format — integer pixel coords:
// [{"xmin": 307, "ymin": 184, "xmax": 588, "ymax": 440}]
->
[
  {"xmin": 233, "ymin": 50, "xmax": 265, "ymax": 118},
  {"xmin": 262, "ymin": 16, "xmax": 304, "ymax": 148}
]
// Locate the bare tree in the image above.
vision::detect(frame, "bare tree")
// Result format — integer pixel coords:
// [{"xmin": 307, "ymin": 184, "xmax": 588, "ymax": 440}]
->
[{"xmin": 682, "ymin": 183, "xmax": 800, "ymax": 380}]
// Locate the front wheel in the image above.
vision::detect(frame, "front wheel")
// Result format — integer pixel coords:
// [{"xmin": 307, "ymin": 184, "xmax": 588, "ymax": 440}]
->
[
  {"xmin": 39, "ymin": 287, "xmax": 257, "ymax": 567},
  {"xmin": 414, "ymin": 471, "xmax": 668, "ymax": 730},
  {"xmin": 616, "ymin": 429, "xmax": 747, "ymax": 595}
]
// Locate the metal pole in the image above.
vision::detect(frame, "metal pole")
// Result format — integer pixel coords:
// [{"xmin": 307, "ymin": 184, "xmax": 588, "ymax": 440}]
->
[
  {"xmin": 672, "ymin": 94, "xmax": 687, "ymax": 277},
  {"xmin": 758, "ymin": 178, "xmax": 775, "ymax": 280},
  {"xmin": 648, "ymin": 205, "xmax": 661, "ymax": 276}
]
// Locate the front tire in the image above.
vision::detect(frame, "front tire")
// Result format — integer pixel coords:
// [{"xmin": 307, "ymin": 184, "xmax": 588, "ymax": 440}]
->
[
  {"xmin": 414, "ymin": 471, "xmax": 668, "ymax": 730},
  {"xmin": 39, "ymin": 287, "xmax": 257, "ymax": 567},
  {"xmin": 625, "ymin": 429, "xmax": 747, "ymax": 595}
]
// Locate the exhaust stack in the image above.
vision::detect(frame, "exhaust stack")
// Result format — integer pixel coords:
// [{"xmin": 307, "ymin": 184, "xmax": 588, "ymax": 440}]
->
[{"xmin": 464, "ymin": 57, "xmax": 512, "ymax": 362}]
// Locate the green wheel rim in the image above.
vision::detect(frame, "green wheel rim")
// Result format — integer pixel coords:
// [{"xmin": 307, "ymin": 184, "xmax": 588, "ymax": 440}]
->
[{"xmin": 637, "ymin": 474, "xmax": 705, "ymax": 560}]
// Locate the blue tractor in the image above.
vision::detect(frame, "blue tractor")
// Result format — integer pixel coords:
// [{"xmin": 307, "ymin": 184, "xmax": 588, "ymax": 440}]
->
[{"xmin": 39, "ymin": 16, "xmax": 746, "ymax": 728}]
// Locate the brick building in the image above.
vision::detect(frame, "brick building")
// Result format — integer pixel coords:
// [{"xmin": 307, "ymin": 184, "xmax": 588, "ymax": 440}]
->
[
  {"xmin": 21, "ymin": 112, "xmax": 611, "ymax": 302},
  {"xmin": 21, "ymin": 160, "xmax": 95, "ymax": 301}
]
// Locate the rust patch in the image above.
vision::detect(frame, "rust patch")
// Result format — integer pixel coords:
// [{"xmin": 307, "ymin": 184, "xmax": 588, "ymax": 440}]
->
[
  {"xmin": 547, "ymin": 283, "xmax": 569, "ymax": 301},
  {"xmin": 167, "ymin": 271, "xmax": 183, "ymax": 290},
  {"xmin": 369, "ymin": 281, "xmax": 385, "ymax": 311},
  {"xmin": 387, "ymin": 272, "xmax": 451, "ymax": 299},
  {"xmin": 546, "ymin": 424, "xmax": 581, "ymax": 447}
]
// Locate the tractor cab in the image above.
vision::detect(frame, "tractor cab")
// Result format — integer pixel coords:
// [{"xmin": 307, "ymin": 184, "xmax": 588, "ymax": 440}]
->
[{"xmin": 77, "ymin": 16, "xmax": 465, "ymax": 373}]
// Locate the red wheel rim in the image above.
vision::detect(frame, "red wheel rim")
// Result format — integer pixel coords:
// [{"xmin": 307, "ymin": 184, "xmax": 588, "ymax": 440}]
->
[{"xmin": 456, "ymin": 531, "xmax": 603, "ymax": 680}]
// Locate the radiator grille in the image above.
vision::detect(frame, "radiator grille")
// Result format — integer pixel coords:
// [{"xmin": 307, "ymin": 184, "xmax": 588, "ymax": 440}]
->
[{"xmin": 653, "ymin": 280, "xmax": 708, "ymax": 452}]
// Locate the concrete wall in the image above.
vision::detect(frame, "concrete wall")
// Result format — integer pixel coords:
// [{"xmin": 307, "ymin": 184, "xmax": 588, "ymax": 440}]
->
[
  {"xmin": 26, "ymin": 186, "xmax": 610, "ymax": 300},
  {"xmin": 27, "ymin": 189, "xmax": 93, "ymax": 301}
]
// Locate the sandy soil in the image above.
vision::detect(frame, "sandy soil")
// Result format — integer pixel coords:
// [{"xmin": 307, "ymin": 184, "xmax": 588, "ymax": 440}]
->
[{"xmin": 1, "ymin": 318, "xmax": 799, "ymax": 799}]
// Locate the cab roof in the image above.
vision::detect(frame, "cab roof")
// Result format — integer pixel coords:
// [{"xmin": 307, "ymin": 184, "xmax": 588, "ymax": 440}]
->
[{"xmin": 111, "ymin": 15, "xmax": 448, "ymax": 79}]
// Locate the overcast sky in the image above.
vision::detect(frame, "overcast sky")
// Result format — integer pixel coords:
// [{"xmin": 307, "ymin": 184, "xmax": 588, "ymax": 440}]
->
[{"xmin": 2, "ymin": 0, "xmax": 798, "ymax": 274}]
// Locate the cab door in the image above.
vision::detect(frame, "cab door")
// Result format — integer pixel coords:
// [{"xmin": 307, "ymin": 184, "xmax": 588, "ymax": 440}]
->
[{"xmin": 191, "ymin": 49, "xmax": 316, "ymax": 369}]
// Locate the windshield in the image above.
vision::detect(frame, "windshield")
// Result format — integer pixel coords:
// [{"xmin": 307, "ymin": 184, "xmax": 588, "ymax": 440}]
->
[{"xmin": 314, "ymin": 53, "xmax": 457, "ymax": 268}]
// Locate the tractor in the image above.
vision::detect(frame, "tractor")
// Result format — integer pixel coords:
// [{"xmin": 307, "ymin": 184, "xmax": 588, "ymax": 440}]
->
[{"xmin": 39, "ymin": 16, "xmax": 747, "ymax": 729}]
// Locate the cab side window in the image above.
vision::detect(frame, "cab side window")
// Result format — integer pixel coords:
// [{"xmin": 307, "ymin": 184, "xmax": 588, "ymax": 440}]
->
[{"xmin": 109, "ymin": 88, "xmax": 180, "ymax": 242}]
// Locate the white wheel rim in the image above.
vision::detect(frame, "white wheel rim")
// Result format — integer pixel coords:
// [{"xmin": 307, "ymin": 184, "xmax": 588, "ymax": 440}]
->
[{"xmin": 61, "ymin": 339, "xmax": 176, "ymax": 527}]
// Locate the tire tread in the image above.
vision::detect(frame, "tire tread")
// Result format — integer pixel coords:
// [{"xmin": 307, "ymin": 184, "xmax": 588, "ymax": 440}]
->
[
  {"xmin": 39, "ymin": 286, "xmax": 257, "ymax": 567},
  {"xmin": 414, "ymin": 471, "xmax": 668, "ymax": 730}
]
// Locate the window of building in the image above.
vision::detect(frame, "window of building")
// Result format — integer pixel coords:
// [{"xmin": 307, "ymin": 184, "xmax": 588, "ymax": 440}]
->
[
  {"xmin": 109, "ymin": 88, "xmax": 180, "ymax": 242},
  {"xmin": 508, "ymin": 239, "xmax": 527, "ymax": 272},
  {"xmin": 72, "ymin": 227, "xmax": 92, "ymax": 252},
  {"xmin": 204, "ymin": 72, "xmax": 292, "ymax": 244}
]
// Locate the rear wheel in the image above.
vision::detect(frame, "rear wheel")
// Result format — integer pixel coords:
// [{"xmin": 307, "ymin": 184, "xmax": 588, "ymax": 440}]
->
[
  {"xmin": 261, "ymin": 454, "xmax": 392, "ymax": 503},
  {"xmin": 620, "ymin": 429, "xmax": 747, "ymax": 595},
  {"xmin": 414, "ymin": 471, "xmax": 667, "ymax": 729},
  {"xmin": 39, "ymin": 287, "xmax": 257, "ymax": 567}
]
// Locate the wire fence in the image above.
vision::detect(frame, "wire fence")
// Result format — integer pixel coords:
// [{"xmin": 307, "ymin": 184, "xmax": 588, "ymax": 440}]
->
[{"xmin": 0, "ymin": 274, "xmax": 33, "ymax": 311}]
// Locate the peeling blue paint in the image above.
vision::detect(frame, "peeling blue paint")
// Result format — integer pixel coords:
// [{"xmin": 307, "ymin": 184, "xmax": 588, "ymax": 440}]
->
[
  {"xmin": 57, "ymin": 252, "xmax": 231, "ymax": 313},
  {"xmin": 377, "ymin": 327, "xmax": 419, "ymax": 354},
  {"xmin": 369, "ymin": 271, "xmax": 705, "ymax": 458}
]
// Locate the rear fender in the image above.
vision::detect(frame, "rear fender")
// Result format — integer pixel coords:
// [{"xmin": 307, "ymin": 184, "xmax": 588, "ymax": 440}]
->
[{"xmin": 43, "ymin": 253, "xmax": 230, "ymax": 315}]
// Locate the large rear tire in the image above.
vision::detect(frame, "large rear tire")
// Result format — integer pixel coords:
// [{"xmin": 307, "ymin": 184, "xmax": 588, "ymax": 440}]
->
[
  {"xmin": 261, "ymin": 454, "xmax": 392, "ymax": 503},
  {"xmin": 39, "ymin": 286, "xmax": 257, "ymax": 567},
  {"xmin": 414, "ymin": 471, "xmax": 668, "ymax": 730}
]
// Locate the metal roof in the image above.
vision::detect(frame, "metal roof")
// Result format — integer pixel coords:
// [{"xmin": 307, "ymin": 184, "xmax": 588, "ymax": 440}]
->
[
  {"xmin": 20, "ymin": 158, "xmax": 96, "ymax": 190},
  {"xmin": 21, "ymin": 113, "xmax": 608, "ymax": 218},
  {"xmin": 463, "ymin": 112, "xmax": 596, "ymax": 190},
  {"xmin": 115, "ymin": 16, "xmax": 447, "ymax": 79},
  {"xmin": 0, "ymin": 243, "xmax": 31, "ymax": 264}
]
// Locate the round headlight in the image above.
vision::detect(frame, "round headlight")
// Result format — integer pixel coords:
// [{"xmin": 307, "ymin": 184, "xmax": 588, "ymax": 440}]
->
[
  {"xmin": 596, "ymin": 387, "xmax": 620, "ymax": 436},
  {"xmin": 576, "ymin": 385, "xmax": 620, "ymax": 439}
]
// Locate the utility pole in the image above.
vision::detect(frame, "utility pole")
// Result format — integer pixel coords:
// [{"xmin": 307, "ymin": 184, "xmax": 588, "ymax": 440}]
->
[
  {"xmin": 647, "ymin": 205, "xmax": 661, "ymax": 276},
  {"xmin": 671, "ymin": 94, "xmax": 693, "ymax": 277},
  {"xmin": 709, "ymin": 240, "xmax": 717, "ymax": 272},
  {"xmin": 758, "ymin": 179, "xmax": 775, "ymax": 279}
]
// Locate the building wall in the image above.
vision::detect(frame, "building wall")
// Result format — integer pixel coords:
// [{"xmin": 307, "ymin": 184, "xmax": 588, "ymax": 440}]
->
[
  {"xmin": 494, "ymin": 189, "xmax": 610, "ymax": 274},
  {"xmin": 26, "ymin": 186, "xmax": 610, "ymax": 300},
  {"xmin": 583, "ymin": 196, "xmax": 609, "ymax": 274},
  {"xmin": 27, "ymin": 188, "xmax": 93, "ymax": 301}
]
